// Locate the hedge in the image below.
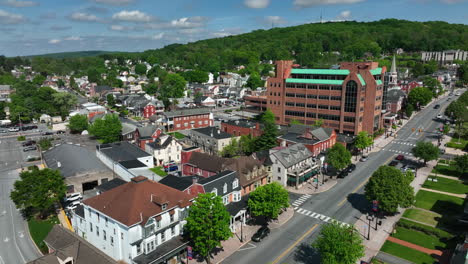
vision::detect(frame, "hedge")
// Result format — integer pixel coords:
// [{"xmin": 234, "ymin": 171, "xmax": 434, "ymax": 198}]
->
[{"xmin": 397, "ymin": 219, "xmax": 452, "ymax": 239}]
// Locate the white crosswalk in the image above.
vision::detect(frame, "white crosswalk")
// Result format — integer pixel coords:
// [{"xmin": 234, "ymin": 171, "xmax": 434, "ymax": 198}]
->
[
  {"xmin": 291, "ymin": 194, "xmax": 311, "ymax": 208},
  {"xmin": 295, "ymin": 208, "xmax": 350, "ymax": 227},
  {"xmin": 390, "ymin": 141, "xmax": 416, "ymax": 147},
  {"xmin": 381, "ymin": 149, "xmax": 413, "ymax": 156}
]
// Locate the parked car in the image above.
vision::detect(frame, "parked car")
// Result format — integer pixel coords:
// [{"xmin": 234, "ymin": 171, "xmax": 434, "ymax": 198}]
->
[
  {"xmin": 23, "ymin": 146, "xmax": 37, "ymax": 152},
  {"xmin": 42, "ymin": 131, "xmax": 54, "ymax": 135},
  {"xmin": 401, "ymin": 165, "xmax": 416, "ymax": 173},
  {"xmin": 64, "ymin": 192, "xmax": 82, "ymax": 203},
  {"xmin": 163, "ymin": 161, "xmax": 176, "ymax": 169},
  {"xmin": 22, "ymin": 140, "xmax": 36, "ymax": 147},
  {"xmin": 360, "ymin": 155, "xmax": 368, "ymax": 162},
  {"xmin": 56, "ymin": 130, "xmax": 66, "ymax": 134},
  {"xmin": 436, "ymin": 114, "xmax": 443, "ymax": 119},
  {"xmin": 337, "ymin": 170, "xmax": 349, "ymax": 178},
  {"xmin": 66, "ymin": 200, "xmax": 81, "ymax": 210},
  {"xmin": 252, "ymin": 226, "xmax": 270, "ymax": 242},
  {"xmin": 345, "ymin": 164, "xmax": 356, "ymax": 173},
  {"xmin": 389, "ymin": 160, "xmax": 399, "ymax": 166},
  {"xmin": 8, "ymin": 127, "xmax": 19, "ymax": 132},
  {"xmin": 0, "ymin": 129, "xmax": 6, "ymax": 133},
  {"xmin": 165, "ymin": 165, "xmax": 178, "ymax": 172},
  {"xmin": 396, "ymin": 154, "xmax": 404, "ymax": 161},
  {"xmin": 434, "ymin": 104, "xmax": 440, "ymax": 109}
]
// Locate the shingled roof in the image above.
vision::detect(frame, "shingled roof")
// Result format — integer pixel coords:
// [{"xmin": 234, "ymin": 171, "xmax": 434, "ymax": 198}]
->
[
  {"xmin": 271, "ymin": 143, "xmax": 313, "ymax": 169},
  {"xmin": 186, "ymin": 152, "xmax": 227, "ymax": 173},
  {"xmin": 83, "ymin": 176, "xmax": 193, "ymax": 227}
]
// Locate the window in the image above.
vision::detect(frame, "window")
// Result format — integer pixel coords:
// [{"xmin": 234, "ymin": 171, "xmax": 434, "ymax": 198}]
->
[
  {"xmin": 113, "ymin": 228, "xmax": 116, "ymax": 235},
  {"xmin": 105, "ymin": 217, "xmax": 108, "ymax": 227},
  {"xmin": 88, "ymin": 208, "xmax": 91, "ymax": 217},
  {"xmin": 277, "ymin": 167, "xmax": 281, "ymax": 173},
  {"xmin": 156, "ymin": 220, "xmax": 161, "ymax": 228},
  {"xmin": 223, "ymin": 183, "xmax": 227, "ymax": 194},
  {"xmin": 136, "ymin": 244, "xmax": 142, "ymax": 255},
  {"xmin": 223, "ymin": 196, "xmax": 229, "ymax": 205},
  {"xmin": 103, "ymin": 230, "xmax": 106, "ymax": 241},
  {"xmin": 145, "ymin": 225, "xmax": 154, "ymax": 237},
  {"xmin": 121, "ymin": 232, "xmax": 124, "ymax": 240},
  {"xmin": 162, "ymin": 203, "xmax": 167, "ymax": 210},
  {"xmin": 233, "ymin": 192, "xmax": 241, "ymax": 202},
  {"xmin": 171, "ymin": 226, "xmax": 176, "ymax": 236},
  {"xmin": 344, "ymin": 81, "xmax": 358, "ymax": 113},
  {"xmin": 161, "ymin": 231, "xmax": 166, "ymax": 242},
  {"xmin": 110, "ymin": 236, "xmax": 114, "ymax": 246},
  {"xmin": 96, "ymin": 226, "xmax": 99, "ymax": 236},
  {"xmin": 232, "ymin": 179, "xmax": 238, "ymax": 189},
  {"xmin": 170, "ymin": 214, "xmax": 175, "ymax": 223},
  {"xmin": 319, "ymin": 95, "xmax": 329, "ymax": 100},
  {"xmin": 89, "ymin": 223, "xmax": 93, "ymax": 232}
]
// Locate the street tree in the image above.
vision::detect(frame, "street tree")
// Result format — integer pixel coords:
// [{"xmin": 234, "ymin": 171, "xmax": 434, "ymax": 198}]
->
[
  {"xmin": 404, "ymin": 104, "xmax": 414, "ymax": 118},
  {"xmin": 88, "ymin": 114, "xmax": 122, "ymax": 143},
  {"xmin": 248, "ymin": 182, "xmax": 289, "ymax": 221},
  {"xmin": 255, "ymin": 109, "xmax": 278, "ymax": 151},
  {"xmin": 184, "ymin": 193, "xmax": 232, "ymax": 264},
  {"xmin": 364, "ymin": 165, "xmax": 414, "ymax": 214},
  {"xmin": 412, "ymin": 141, "xmax": 440, "ymax": 166},
  {"xmin": 355, "ymin": 131, "xmax": 372, "ymax": 156},
  {"xmin": 454, "ymin": 154, "xmax": 468, "ymax": 174},
  {"xmin": 134, "ymin": 63, "xmax": 147, "ymax": 75},
  {"xmin": 408, "ymin": 86, "xmax": 433, "ymax": 108},
  {"xmin": 10, "ymin": 168, "xmax": 66, "ymax": 219},
  {"xmin": 423, "ymin": 76, "xmax": 442, "ymax": 95},
  {"xmin": 445, "ymin": 100, "xmax": 468, "ymax": 122},
  {"xmin": 68, "ymin": 114, "xmax": 89, "ymax": 133},
  {"xmin": 312, "ymin": 221, "xmax": 365, "ymax": 264},
  {"xmin": 326, "ymin": 143, "xmax": 352, "ymax": 171}
]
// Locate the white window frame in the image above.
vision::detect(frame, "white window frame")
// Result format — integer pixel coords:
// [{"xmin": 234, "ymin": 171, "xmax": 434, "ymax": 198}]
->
[
  {"xmin": 223, "ymin": 183, "xmax": 227, "ymax": 194},
  {"xmin": 212, "ymin": 188, "xmax": 217, "ymax": 196},
  {"xmin": 223, "ymin": 195, "xmax": 229, "ymax": 205},
  {"xmin": 232, "ymin": 179, "xmax": 238, "ymax": 189}
]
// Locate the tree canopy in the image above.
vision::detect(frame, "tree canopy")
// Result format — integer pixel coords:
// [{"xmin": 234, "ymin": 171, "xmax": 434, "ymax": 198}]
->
[
  {"xmin": 248, "ymin": 182, "xmax": 289, "ymax": 221},
  {"xmin": 312, "ymin": 221, "xmax": 365, "ymax": 264},
  {"xmin": 10, "ymin": 168, "xmax": 66, "ymax": 219},
  {"xmin": 184, "ymin": 193, "xmax": 232, "ymax": 264},
  {"xmin": 364, "ymin": 165, "xmax": 414, "ymax": 214},
  {"xmin": 454, "ymin": 154, "xmax": 468, "ymax": 174},
  {"xmin": 354, "ymin": 131, "xmax": 373, "ymax": 154},
  {"xmin": 68, "ymin": 114, "xmax": 89, "ymax": 133},
  {"xmin": 134, "ymin": 63, "xmax": 147, "ymax": 75},
  {"xmin": 412, "ymin": 141, "xmax": 440, "ymax": 166},
  {"xmin": 326, "ymin": 143, "xmax": 352, "ymax": 171},
  {"xmin": 88, "ymin": 114, "xmax": 122, "ymax": 143},
  {"xmin": 408, "ymin": 87, "xmax": 433, "ymax": 108},
  {"xmin": 180, "ymin": 70, "xmax": 209, "ymax": 83},
  {"xmin": 159, "ymin": 73, "xmax": 186, "ymax": 99},
  {"xmin": 255, "ymin": 109, "xmax": 279, "ymax": 151}
]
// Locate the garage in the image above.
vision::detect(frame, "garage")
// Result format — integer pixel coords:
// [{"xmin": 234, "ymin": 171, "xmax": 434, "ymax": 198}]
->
[{"xmin": 82, "ymin": 180, "xmax": 99, "ymax": 192}]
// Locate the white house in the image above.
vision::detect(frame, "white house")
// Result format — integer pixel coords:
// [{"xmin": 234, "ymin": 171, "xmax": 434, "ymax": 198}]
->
[
  {"xmin": 72, "ymin": 176, "xmax": 193, "ymax": 264},
  {"xmin": 270, "ymin": 143, "xmax": 318, "ymax": 189},
  {"xmin": 145, "ymin": 134, "xmax": 183, "ymax": 166}
]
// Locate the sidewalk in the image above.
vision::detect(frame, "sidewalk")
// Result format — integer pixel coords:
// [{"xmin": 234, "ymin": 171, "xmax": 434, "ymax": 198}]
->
[
  {"xmin": 287, "ymin": 178, "xmax": 337, "ymax": 195},
  {"xmin": 420, "ymin": 187, "xmax": 467, "ymax": 198},
  {"xmin": 195, "ymin": 206, "xmax": 294, "ymax": 264}
]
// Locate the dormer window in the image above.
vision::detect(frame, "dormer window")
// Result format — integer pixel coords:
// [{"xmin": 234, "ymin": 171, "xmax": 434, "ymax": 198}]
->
[
  {"xmin": 232, "ymin": 179, "xmax": 238, "ymax": 189},
  {"xmin": 223, "ymin": 183, "xmax": 227, "ymax": 194},
  {"xmin": 212, "ymin": 188, "xmax": 217, "ymax": 196},
  {"xmin": 162, "ymin": 203, "xmax": 167, "ymax": 210}
]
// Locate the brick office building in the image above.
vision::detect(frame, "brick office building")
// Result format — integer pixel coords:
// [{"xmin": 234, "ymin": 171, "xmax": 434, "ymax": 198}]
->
[
  {"xmin": 162, "ymin": 108, "xmax": 214, "ymax": 132},
  {"xmin": 220, "ymin": 120, "xmax": 263, "ymax": 137},
  {"xmin": 267, "ymin": 60, "xmax": 387, "ymax": 135}
]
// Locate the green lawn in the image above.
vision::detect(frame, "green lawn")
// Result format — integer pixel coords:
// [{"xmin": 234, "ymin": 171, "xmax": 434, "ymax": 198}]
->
[
  {"xmin": 438, "ymin": 160, "xmax": 456, "ymax": 165},
  {"xmin": 149, "ymin": 166, "xmax": 168, "ymax": 177},
  {"xmin": 392, "ymin": 227, "xmax": 447, "ymax": 250},
  {"xmin": 28, "ymin": 215, "xmax": 59, "ymax": 253},
  {"xmin": 446, "ymin": 137, "xmax": 468, "ymax": 150},
  {"xmin": 380, "ymin": 241, "xmax": 435, "ymax": 264},
  {"xmin": 403, "ymin": 208, "xmax": 440, "ymax": 226},
  {"xmin": 168, "ymin": 132, "xmax": 186, "ymax": 140},
  {"xmin": 414, "ymin": 190, "xmax": 465, "ymax": 215},
  {"xmin": 431, "ymin": 165, "xmax": 464, "ymax": 178},
  {"xmin": 422, "ymin": 176, "xmax": 468, "ymax": 194}
]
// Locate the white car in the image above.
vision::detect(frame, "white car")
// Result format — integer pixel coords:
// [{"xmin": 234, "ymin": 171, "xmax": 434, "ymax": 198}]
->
[
  {"xmin": 436, "ymin": 114, "xmax": 443, "ymax": 119},
  {"xmin": 8, "ymin": 127, "xmax": 19, "ymax": 132},
  {"xmin": 66, "ymin": 200, "xmax": 81, "ymax": 210},
  {"xmin": 455, "ymin": 92, "xmax": 461, "ymax": 96},
  {"xmin": 64, "ymin": 192, "xmax": 82, "ymax": 202}
]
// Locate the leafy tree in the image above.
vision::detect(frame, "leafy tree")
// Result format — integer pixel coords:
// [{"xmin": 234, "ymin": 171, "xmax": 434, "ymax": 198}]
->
[
  {"xmin": 68, "ymin": 114, "xmax": 88, "ymax": 133},
  {"xmin": 408, "ymin": 86, "xmax": 433, "ymax": 108},
  {"xmin": 423, "ymin": 76, "xmax": 442, "ymax": 95},
  {"xmin": 107, "ymin": 94, "xmax": 115, "ymax": 107},
  {"xmin": 88, "ymin": 114, "xmax": 122, "ymax": 143},
  {"xmin": 364, "ymin": 166, "xmax": 414, "ymax": 214},
  {"xmin": 38, "ymin": 137, "xmax": 52, "ymax": 150},
  {"xmin": 143, "ymin": 82, "xmax": 158, "ymax": 95},
  {"xmin": 134, "ymin": 63, "xmax": 147, "ymax": 75},
  {"xmin": 194, "ymin": 91, "xmax": 203, "ymax": 101},
  {"xmin": 181, "ymin": 70, "xmax": 209, "ymax": 83},
  {"xmin": 184, "ymin": 193, "xmax": 232, "ymax": 264},
  {"xmin": 445, "ymin": 100, "xmax": 468, "ymax": 122},
  {"xmin": 412, "ymin": 141, "xmax": 440, "ymax": 166},
  {"xmin": 442, "ymin": 124, "xmax": 450, "ymax": 135},
  {"xmin": 159, "ymin": 73, "xmax": 186, "ymax": 99},
  {"xmin": 0, "ymin": 101, "xmax": 6, "ymax": 120},
  {"xmin": 69, "ymin": 76, "xmax": 77, "ymax": 89},
  {"xmin": 57, "ymin": 78, "xmax": 65, "ymax": 88},
  {"xmin": 454, "ymin": 154, "xmax": 468, "ymax": 174},
  {"xmin": 52, "ymin": 92, "xmax": 77, "ymax": 116},
  {"xmin": 404, "ymin": 104, "xmax": 414, "ymax": 117},
  {"xmin": 32, "ymin": 74, "xmax": 46, "ymax": 86},
  {"xmin": 312, "ymin": 221, "xmax": 365, "ymax": 264},
  {"xmin": 87, "ymin": 68, "xmax": 101, "ymax": 83},
  {"xmin": 220, "ymin": 138, "xmax": 240, "ymax": 158},
  {"xmin": 245, "ymin": 72, "xmax": 264, "ymax": 90},
  {"xmin": 326, "ymin": 143, "xmax": 352, "ymax": 171},
  {"xmin": 354, "ymin": 131, "xmax": 372, "ymax": 155},
  {"xmin": 239, "ymin": 134, "xmax": 256, "ymax": 155},
  {"xmin": 248, "ymin": 182, "xmax": 289, "ymax": 221},
  {"xmin": 255, "ymin": 109, "xmax": 278, "ymax": 151},
  {"xmin": 10, "ymin": 168, "xmax": 66, "ymax": 219},
  {"xmin": 314, "ymin": 119, "xmax": 324, "ymax": 127}
]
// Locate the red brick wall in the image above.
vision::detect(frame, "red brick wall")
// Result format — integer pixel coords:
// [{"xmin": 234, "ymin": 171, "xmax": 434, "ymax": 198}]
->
[
  {"xmin": 171, "ymin": 114, "xmax": 213, "ymax": 131},
  {"xmin": 143, "ymin": 105, "xmax": 156, "ymax": 118},
  {"xmin": 221, "ymin": 122, "xmax": 263, "ymax": 137},
  {"xmin": 182, "ymin": 164, "xmax": 215, "ymax": 178}
]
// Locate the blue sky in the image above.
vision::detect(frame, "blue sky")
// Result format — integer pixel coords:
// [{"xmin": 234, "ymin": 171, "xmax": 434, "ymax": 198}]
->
[{"xmin": 0, "ymin": 0, "xmax": 467, "ymax": 56}]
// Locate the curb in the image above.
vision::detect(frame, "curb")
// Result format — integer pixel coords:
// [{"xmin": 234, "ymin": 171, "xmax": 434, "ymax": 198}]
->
[
  {"xmin": 24, "ymin": 220, "xmax": 43, "ymax": 256},
  {"xmin": 270, "ymin": 207, "xmax": 295, "ymax": 230},
  {"xmin": 289, "ymin": 181, "xmax": 338, "ymax": 195}
]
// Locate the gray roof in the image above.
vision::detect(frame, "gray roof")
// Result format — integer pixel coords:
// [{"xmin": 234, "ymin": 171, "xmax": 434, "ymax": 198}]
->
[
  {"xmin": 95, "ymin": 85, "xmax": 112, "ymax": 93},
  {"xmin": 311, "ymin": 127, "xmax": 332, "ymax": 141},
  {"xmin": 122, "ymin": 122, "xmax": 137, "ymax": 135},
  {"xmin": 278, "ymin": 125, "xmax": 333, "ymax": 145},
  {"xmin": 271, "ymin": 143, "xmax": 313, "ymax": 168},
  {"xmin": 137, "ymin": 125, "xmax": 160, "ymax": 138},
  {"xmin": 44, "ymin": 144, "xmax": 109, "ymax": 178},
  {"xmin": 159, "ymin": 175, "xmax": 193, "ymax": 191},
  {"xmin": 0, "ymin": 85, "xmax": 10, "ymax": 91},
  {"xmin": 97, "ymin": 141, "xmax": 151, "ymax": 162},
  {"xmin": 386, "ymin": 89, "xmax": 406, "ymax": 103},
  {"xmin": 222, "ymin": 119, "xmax": 263, "ymax": 130},
  {"xmin": 163, "ymin": 108, "xmax": 211, "ymax": 118},
  {"xmin": 147, "ymin": 135, "xmax": 174, "ymax": 150},
  {"xmin": 28, "ymin": 225, "xmax": 117, "ymax": 264},
  {"xmin": 198, "ymin": 170, "xmax": 240, "ymax": 194},
  {"xmin": 95, "ymin": 178, "xmax": 127, "ymax": 193},
  {"xmin": 190, "ymin": 126, "xmax": 232, "ymax": 140}
]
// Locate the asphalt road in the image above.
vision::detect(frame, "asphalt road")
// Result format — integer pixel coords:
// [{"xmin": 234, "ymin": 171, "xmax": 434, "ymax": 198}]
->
[
  {"xmin": 0, "ymin": 135, "xmax": 42, "ymax": 264},
  {"xmin": 222, "ymin": 91, "xmax": 459, "ymax": 264}
]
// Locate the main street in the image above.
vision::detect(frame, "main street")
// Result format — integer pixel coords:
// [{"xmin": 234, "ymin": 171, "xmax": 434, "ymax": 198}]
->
[
  {"xmin": 223, "ymin": 92, "xmax": 457, "ymax": 264},
  {"xmin": 0, "ymin": 133, "xmax": 43, "ymax": 264}
]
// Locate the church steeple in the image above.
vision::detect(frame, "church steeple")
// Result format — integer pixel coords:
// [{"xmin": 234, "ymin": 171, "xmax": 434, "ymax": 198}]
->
[
  {"xmin": 390, "ymin": 55, "xmax": 397, "ymax": 74},
  {"xmin": 388, "ymin": 55, "xmax": 398, "ymax": 87}
]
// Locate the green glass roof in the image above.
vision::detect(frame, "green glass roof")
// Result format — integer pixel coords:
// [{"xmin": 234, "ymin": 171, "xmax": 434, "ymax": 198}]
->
[
  {"xmin": 376, "ymin": 80, "xmax": 383, "ymax": 85},
  {"xmin": 357, "ymin": 74, "xmax": 366, "ymax": 86},
  {"xmin": 370, "ymin": 68, "xmax": 382, "ymax": 75},
  {"xmin": 286, "ymin": 78, "xmax": 344, "ymax": 85},
  {"xmin": 291, "ymin": 69, "xmax": 350, "ymax": 75}
]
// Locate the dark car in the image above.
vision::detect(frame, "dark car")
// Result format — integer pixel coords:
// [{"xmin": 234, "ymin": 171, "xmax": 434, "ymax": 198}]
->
[
  {"xmin": 337, "ymin": 170, "xmax": 349, "ymax": 178},
  {"xmin": 389, "ymin": 160, "xmax": 399, "ymax": 166},
  {"xmin": 396, "ymin": 154, "xmax": 404, "ymax": 161},
  {"xmin": 164, "ymin": 165, "xmax": 178, "ymax": 172},
  {"xmin": 23, "ymin": 146, "xmax": 37, "ymax": 152},
  {"xmin": 42, "ymin": 131, "xmax": 54, "ymax": 135},
  {"xmin": 434, "ymin": 104, "xmax": 440, "ymax": 109},
  {"xmin": 22, "ymin": 140, "xmax": 36, "ymax": 147},
  {"xmin": 56, "ymin": 130, "xmax": 66, "ymax": 134},
  {"xmin": 346, "ymin": 164, "xmax": 356, "ymax": 173},
  {"xmin": 252, "ymin": 226, "xmax": 270, "ymax": 242}
]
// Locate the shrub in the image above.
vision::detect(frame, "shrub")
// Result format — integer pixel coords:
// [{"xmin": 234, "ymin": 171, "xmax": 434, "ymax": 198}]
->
[
  {"xmin": 17, "ymin": 135, "xmax": 26, "ymax": 141},
  {"xmin": 397, "ymin": 219, "xmax": 452, "ymax": 239}
]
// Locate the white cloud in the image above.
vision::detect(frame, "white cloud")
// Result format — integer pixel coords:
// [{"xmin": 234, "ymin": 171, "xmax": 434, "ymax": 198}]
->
[
  {"xmin": 0, "ymin": 9, "xmax": 25, "ymax": 24},
  {"xmin": 244, "ymin": 0, "xmax": 270, "ymax": 8},
  {"xmin": 178, "ymin": 28, "xmax": 205, "ymax": 35},
  {"xmin": 64, "ymin": 36, "xmax": 82, "ymax": 41},
  {"xmin": 69, "ymin": 12, "xmax": 101, "ymax": 22},
  {"xmin": 294, "ymin": 0, "xmax": 364, "ymax": 8},
  {"xmin": 152, "ymin": 32, "xmax": 164, "ymax": 40},
  {"xmin": 48, "ymin": 39, "xmax": 61, "ymax": 44},
  {"xmin": 112, "ymin": 10, "xmax": 153, "ymax": 22},
  {"xmin": 145, "ymin": 16, "xmax": 208, "ymax": 30},
  {"xmin": 89, "ymin": 0, "xmax": 134, "ymax": 5},
  {"xmin": 336, "ymin": 10, "xmax": 351, "ymax": 20},
  {"xmin": 262, "ymin": 16, "xmax": 287, "ymax": 26},
  {"xmin": 1, "ymin": 0, "xmax": 38, "ymax": 7},
  {"xmin": 109, "ymin": 24, "xmax": 134, "ymax": 31}
]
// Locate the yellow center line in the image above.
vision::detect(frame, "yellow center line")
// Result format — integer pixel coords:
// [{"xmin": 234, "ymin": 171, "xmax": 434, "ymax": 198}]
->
[
  {"xmin": 336, "ymin": 155, "xmax": 394, "ymax": 207},
  {"xmin": 271, "ymin": 224, "xmax": 319, "ymax": 264}
]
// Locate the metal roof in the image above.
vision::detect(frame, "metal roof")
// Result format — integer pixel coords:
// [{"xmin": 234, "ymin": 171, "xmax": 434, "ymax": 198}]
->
[
  {"xmin": 370, "ymin": 68, "xmax": 383, "ymax": 75},
  {"xmin": 376, "ymin": 80, "xmax": 383, "ymax": 85},
  {"xmin": 291, "ymin": 69, "xmax": 350, "ymax": 75},
  {"xmin": 357, "ymin": 74, "xmax": 366, "ymax": 86},
  {"xmin": 285, "ymin": 78, "xmax": 344, "ymax": 85}
]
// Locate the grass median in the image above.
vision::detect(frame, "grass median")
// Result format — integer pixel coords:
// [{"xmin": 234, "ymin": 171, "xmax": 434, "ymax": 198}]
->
[
  {"xmin": 414, "ymin": 190, "xmax": 464, "ymax": 215},
  {"xmin": 422, "ymin": 176, "xmax": 468, "ymax": 194},
  {"xmin": 28, "ymin": 215, "xmax": 59, "ymax": 253},
  {"xmin": 380, "ymin": 241, "xmax": 435, "ymax": 264}
]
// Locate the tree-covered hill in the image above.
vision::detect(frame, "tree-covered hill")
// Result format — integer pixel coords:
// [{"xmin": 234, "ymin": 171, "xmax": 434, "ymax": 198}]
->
[{"xmin": 25, "ymin": 50, "xmax": 122, "ymax": 59}]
